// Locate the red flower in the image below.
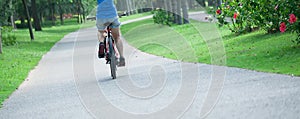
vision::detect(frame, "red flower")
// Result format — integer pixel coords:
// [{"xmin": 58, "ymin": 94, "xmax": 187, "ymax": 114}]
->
[
  {"xmin": 280, "ymin": 22, "xmax": 286, "ymax": 33},
  {"xmin": 289, "ymin": 14, "xmax": 297, "ymax": 24},
  {"xmin": 216, "ymin": 9, "xmax": 221, "ymax": 15},
  {"xmin": 233, "ymin": 13, "xmax": 238, "ymax": 19}
]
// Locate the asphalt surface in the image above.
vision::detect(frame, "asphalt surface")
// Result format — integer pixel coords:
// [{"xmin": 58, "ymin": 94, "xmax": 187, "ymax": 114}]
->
[{"xmin": 0, "ymin": 13, "xmax": 300, "ymax": 119}]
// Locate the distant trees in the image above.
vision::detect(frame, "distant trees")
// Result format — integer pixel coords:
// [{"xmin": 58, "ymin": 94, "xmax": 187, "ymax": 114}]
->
[
  {"xmin": 0, "ymin": 0, "xmax": 97, "ymax": 53},
  {"xmin": 31, "ymin": 0, "xmax": 42, "ymax": 31},
  {"xmin": 121, "ymin": 0, "xmax": 222, "ymax": 26},
  {"xmin": 0, "ymin": 0, "xmax": 13, "ymax": 54},
  {"xmin": 152, "ymin": 0, "xmax": 194, "ymax": 25}
]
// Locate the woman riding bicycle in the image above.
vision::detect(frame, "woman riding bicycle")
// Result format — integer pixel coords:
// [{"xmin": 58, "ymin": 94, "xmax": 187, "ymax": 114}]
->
[{"xmin": 96, "ymin": 0, "xmax": 125, "ymax": 67}]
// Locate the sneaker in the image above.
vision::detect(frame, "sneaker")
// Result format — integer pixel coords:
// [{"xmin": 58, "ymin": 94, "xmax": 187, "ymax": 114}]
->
[
  {"xmin": 98, "ymin": 42, "xmax": 105, "ymax": 58},
  {"xmin": 118, "ymin": 57, "xmax": 125, "ymax": 67}
]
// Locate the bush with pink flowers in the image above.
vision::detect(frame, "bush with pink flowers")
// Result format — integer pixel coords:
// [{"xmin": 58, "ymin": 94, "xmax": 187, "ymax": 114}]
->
[{"xmin": 215, "ymin": 0, "xmax": 300, "ymax": 44}]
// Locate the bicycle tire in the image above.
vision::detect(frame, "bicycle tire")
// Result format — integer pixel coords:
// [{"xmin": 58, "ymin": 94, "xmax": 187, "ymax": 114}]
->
[{"xmin": 108, "ymin": 37, "xmax": 117, "ymax": 79}]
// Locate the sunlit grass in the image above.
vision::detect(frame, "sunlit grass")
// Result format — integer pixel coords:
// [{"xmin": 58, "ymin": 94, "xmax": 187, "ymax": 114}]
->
[
  {"xmin": 122, "ymin": 19, "xmax": 300, "ymax": 76},
  {"xmin": 119, "ymin": 12, "xmax": 152, "ymax": 22}
]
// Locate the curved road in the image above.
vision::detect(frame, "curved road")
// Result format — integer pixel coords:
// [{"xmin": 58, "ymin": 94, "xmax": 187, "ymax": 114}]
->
[{"xmin": 1, "ymin": 13, "xmax": 300, "ymax": 119}]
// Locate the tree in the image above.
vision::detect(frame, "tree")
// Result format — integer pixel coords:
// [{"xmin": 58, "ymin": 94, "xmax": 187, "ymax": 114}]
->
[
  {"xmin": 167, "ymin": 0, "xmax": 172, "ymax": 15},
  {"xmin": 176, "ymin": 0, "xmax": 182, "ymax": 25},
  {"xmin": 9, "ymin": 0, "xmax": 16, "ymax": 29},
  {"xmin": 0, "ymin": 0, "xmax": 12, "ymax": 54},
  {"xmin": 57, "ymin": 0, "xmax": 72, "ymax": 25},
  {"xmin": 172, "ymin": 0, "xmax": 178, "ymax": 23},
  {"xmin": 22, "ymin": 0, "xmax": 34, "ymax": 40},
  {"xmin": 182, "ymin": 0, "xmax": 189, "ymax": 24},
  {"xmin": 58, "ymin": 1, "xmax": 64, "ymax": 25},
  {"xmin": 126, "ymin": 0, "xmax": 133, "ymax": 15},
  {"xmin": 31, "ymin": 0, "xmax": 42, "ymax": 31},
  {"xmin": 80, "ymin": 0, "xmax": 86, "ymax": 23},
  {"xmin": 47, "ymin": 0, "xmax": 56, "ymax": 26}
]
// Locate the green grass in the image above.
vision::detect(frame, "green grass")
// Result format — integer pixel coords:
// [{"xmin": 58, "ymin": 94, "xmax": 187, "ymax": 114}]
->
[
  {"xmin": 0, "ymin": 19, "xmax": 93, "ymax": 106},
  {"xmin": 119, "ymin": 12, "xmax": 152, "ymax": 22},
  {"xmin": 121, "ymin": 19, "xmax": 300, "ymax": 76}
]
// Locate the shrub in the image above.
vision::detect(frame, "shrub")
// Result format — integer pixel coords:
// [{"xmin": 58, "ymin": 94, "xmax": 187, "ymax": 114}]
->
[
  {"xmin": 153, "ymin": 8, "xmax": 173, "ymax": 26},
  {"xmin": 1, "ymin": 26, "xmax": 17, "ymax": 46},
  {"xmin": 215, "ymin": 0, "xmax": 300, "ymax": 43}
]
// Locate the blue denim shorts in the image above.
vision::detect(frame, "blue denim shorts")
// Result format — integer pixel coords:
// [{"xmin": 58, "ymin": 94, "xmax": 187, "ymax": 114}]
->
[{"xmin": 96, "ymin": 17, "xmax": 121, "ymax": 31}]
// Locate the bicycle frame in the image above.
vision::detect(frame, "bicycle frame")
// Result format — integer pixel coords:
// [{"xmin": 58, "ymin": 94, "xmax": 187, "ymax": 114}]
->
[
  {"xmin": 104, "ymin": 27, "xmax": 120, "ymax": 60},
  {"xmin": 104, "ymin": 25, "xmax": 119, "ymax": 79}
]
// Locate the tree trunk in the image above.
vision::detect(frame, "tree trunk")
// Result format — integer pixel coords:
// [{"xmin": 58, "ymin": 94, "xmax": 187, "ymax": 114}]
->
[
  {"xmin": 77, "ymin": 0, "xmax": 82, "ymax": 23},
  {"xmin": 22, "ymin": 0, "xmax": 34, "ymax": 40},
  {"xmin": 10, "ymin": 0, "xmax": 16, "ymax": 29},
  {"xmin": 48, "ymin": 0, "xmax": 55, "ymax": 26},
  {"xmin": 131, "ymin": 0, "xmax": 135, "ymax": 14},
  {"xmin": 125, "ymin": 0, "xmax": 130, "ymax": 16},
  {"xmin": 80, "ymin": 0, "xmax": 86, "ymax": 23},
  {"xmin": 59, "ymin": 12, "xmax": 64, "ymax": 25},
  {"xmin": 167, "ymin": 0, "xmax": 172, "ymax": 13},
  {"xmin": 131, "ymin": 0, "xmax": 137, "ymax": 14},
  {"xmin": 172, "ymin": 0, "xmax": 177, "ymax": 24},
  {"xmin": 176, "ymin": 0, "xmax": 182, "ymax": 25},
  {"xmin": 50, "ymin": 2, "xmax": 55, "ymax": 26},
  {"xmin": 59, "ymin": 4, "xmax": 64, "ymax": 25},
  {"xmin": 129, "ymin": 0, "xmax": 134, "ymax": 14},
  {"xmin": 187, "ymin": 0, "xmax": 192, "ymax": 9},
  {"xmin": 31, "ymin": 0, "xmax": 42, "ymax": 31},
  {"xmin": 182, "ymin": 0, "xmax": 189, "ymax": 24},
  {"xmin": 150, "ymin": 0, "xmax": 154, "ymax": 10},
  {"xmin": 116, "ymin": 0, "xmax": 122, "ymax": 10},
  {"xmin": 163, "ymin": 0, "xmax": 168, "ymax": 10},
  {"xmin": 157, "ymin": 0, "xmax": 163, "ymax": 8},
  {"xmin": 10, "ymin": 15, "xmax": 15, "ymax": 29}
]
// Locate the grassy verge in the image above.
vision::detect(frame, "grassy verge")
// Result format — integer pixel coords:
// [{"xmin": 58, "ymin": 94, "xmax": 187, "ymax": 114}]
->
[
  {"xmin": 121, "ymin": 19, "xmax": 300, "ymax": 76},
  {"xmin": 0, "ymin": 18, "xmax": 92, "ymax": 106}
]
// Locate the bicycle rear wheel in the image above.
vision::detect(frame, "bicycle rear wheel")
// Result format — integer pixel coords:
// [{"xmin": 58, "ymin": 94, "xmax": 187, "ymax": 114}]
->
[{"xmin": 108, "ymin": 37, "xmax": 117, "ymax": 79}]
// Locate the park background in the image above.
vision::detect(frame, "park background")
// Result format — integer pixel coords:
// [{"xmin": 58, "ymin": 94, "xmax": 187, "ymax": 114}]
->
[{"xmin": 0, "ymin": 0, "xmax": 299, "ymax": 107}]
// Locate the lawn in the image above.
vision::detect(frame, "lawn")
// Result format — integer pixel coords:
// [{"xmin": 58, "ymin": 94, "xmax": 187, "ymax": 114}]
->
[
  {"xmin": 119, "ymin": 12, "xmax": 152, "ymax": 22},
  {"xmin": 0, "ymin": 18, "xmax": 90, "ymax": 106},
  {"xmin": 121, "ymin": 19, "xmax": 300, "ymax": 76},
  {"xmin": 0, "ymin": 13, "xmax": 152, "ymax": 106}
]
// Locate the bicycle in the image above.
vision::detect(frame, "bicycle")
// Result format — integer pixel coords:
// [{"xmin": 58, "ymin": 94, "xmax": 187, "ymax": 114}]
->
[{"xmin": 103, "ymin": 25, "xmax": 118, "ymax": 79}]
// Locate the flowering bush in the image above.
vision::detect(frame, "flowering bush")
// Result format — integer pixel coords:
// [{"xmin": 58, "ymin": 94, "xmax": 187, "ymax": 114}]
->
[
  {"xmin": 215, "ymin": 7, "xmax": 229, "ymax": 27},
  {"xmin": 215, "ymin": 0, "xmax": 300, "ymax": 44},
  {"xmin": 285, "ymin": 13, "xmax": 300, "ymax": 44}
]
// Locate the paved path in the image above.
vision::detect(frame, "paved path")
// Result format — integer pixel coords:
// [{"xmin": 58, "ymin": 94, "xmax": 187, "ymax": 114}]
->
[{"xmin": 0, "ymin": 13, "xmax": 300, "ymax": 119}]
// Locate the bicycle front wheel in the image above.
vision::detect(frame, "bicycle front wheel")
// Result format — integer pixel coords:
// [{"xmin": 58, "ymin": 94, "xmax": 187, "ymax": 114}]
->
[{"xmin": 108, "ymin": 37, "xmax": 117, "ymax": 79}]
